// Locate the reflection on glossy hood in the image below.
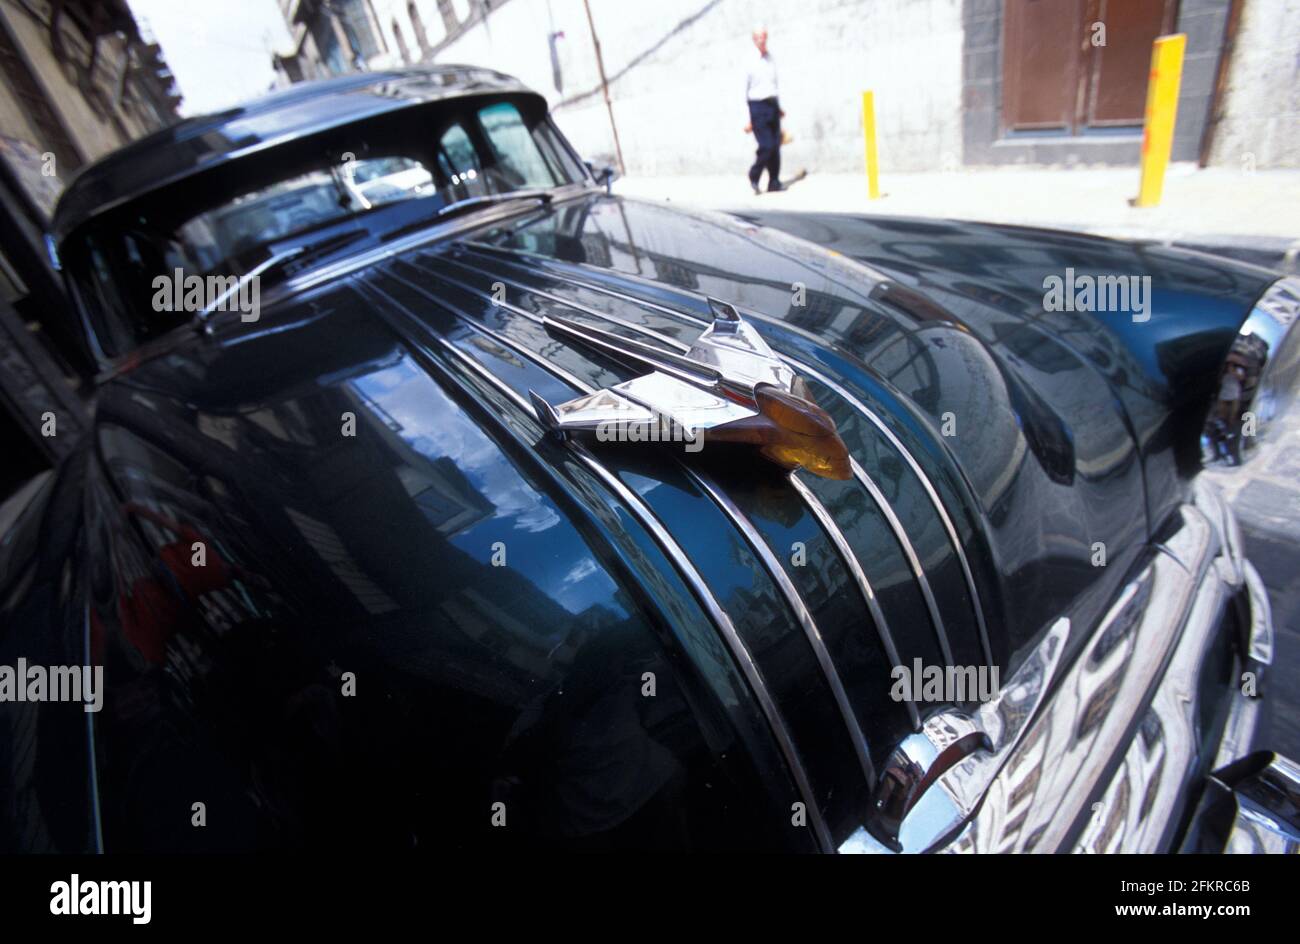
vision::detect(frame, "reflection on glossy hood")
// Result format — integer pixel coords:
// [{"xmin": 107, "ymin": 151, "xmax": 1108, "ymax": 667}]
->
[{"xmin": 90, "ymin": 191, "xmax": 1275, "ymax": 847}]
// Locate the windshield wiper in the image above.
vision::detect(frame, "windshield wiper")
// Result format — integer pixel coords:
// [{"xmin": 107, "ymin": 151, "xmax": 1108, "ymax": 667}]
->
[
  {"xmin": 379, "ymin": 190, "xmax": 555, "ymax": 244},
  {"xmin": 192, "ymin": 229, "xmax": 367, "ymax": 334},
  {"xmin": 436, "ymin": 189, "xmax": 554, "ymax": 219}
]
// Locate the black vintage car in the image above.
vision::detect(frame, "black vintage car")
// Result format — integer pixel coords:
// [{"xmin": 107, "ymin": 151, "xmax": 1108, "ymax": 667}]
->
[{"xmin": 2, "ymin": 66, "xmax": 1298, "ymax": 854}]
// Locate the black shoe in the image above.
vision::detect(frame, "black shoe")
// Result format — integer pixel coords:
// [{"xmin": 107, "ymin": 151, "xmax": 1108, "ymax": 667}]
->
[
  {"xmin": 767, "ymin": 181, "xmax": 784, "ymax": 193},
  {"xmin": 750, "ymin": 181, "xmax": 762, "ymax": 196}
]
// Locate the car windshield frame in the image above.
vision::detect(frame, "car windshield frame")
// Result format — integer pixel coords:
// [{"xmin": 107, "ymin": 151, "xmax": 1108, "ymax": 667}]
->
[{"xmin": 62, "ymin": 93, "xmax": 591, "ymax": 365}]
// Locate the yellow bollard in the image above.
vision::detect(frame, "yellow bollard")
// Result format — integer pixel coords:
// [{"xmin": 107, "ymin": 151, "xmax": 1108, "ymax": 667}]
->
[
  {"xmin": 1135, "ymin": 33, "xmax": 1186, "ymax": 208},
  {"xmin": 862, "ymin": 91, "xmax": 880, "ymax": 200}
]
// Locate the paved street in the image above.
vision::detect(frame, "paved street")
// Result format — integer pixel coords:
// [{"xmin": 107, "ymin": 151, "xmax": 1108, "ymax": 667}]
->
[{"xmin": 1205, "ymin": 410, "xmax": 1300, "ymax": 760}]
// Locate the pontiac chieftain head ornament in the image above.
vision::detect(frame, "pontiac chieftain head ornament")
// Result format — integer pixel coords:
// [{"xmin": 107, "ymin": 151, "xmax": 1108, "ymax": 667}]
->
[{"xmin": 528, "ymin": 298, "xmax": 852, "ymax": 479}]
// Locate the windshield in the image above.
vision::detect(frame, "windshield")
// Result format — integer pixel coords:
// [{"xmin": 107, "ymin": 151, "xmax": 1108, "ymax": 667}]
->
[{"xmin": 65, "ymin": 97, "xmax": 586, "ymax": 360}]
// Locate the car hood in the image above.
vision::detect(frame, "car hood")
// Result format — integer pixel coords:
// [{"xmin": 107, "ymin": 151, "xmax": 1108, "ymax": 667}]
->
[
  {"xmin": 404, "ymin": 193, "xmax": 1274, "ymax": 654},
  {"xmin": 98, "ymin": 192, "xmax": 1273, "ymax": 842}
]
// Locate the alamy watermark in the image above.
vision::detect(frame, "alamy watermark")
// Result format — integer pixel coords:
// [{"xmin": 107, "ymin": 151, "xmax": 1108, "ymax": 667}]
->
[
  {"xmin": 152, "ymin": 268, "xmax": 260, "ymax": 322},
  {"xmin": 595, "ymin": 412, "xmax": 703, "ymax": 452},
  {"xmin": 0, "ymin": 660, "xmax": 103, "ymax": 713},
  {"xmin": 50, "ymin": 875, "xmax": 150, "ymax": 924},
  {"xmin": 890, "ymin": 659, "xmax": 1000, "ymax": 703},
  {"xmin": 1042, "ymin": 267, "xmax": 1151, "ymax": 323}
]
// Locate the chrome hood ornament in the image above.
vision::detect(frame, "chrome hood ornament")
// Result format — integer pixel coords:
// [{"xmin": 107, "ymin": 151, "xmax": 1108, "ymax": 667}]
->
[{"xmin": 528, "ymin": 298, "xmax": 851, "ymax": 479}]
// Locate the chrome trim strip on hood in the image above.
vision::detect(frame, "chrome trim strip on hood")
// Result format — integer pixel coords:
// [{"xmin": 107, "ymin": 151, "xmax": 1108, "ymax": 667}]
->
[
  {"xmin": 358, "ymin": 276, "xmax": 835, "ymax": 851},
  {"xmin": 453, "ymin": 244, "xmax": 708, "ymax": 331},
  {"xmin": 446, "ymin": 248, "xmax": 962, "ymax": 664},
  {"xmin": 790, "ymin": 473, "xmax": 921, "ymax": 732},
  {"xmin": 451, "ymin": 244, "xmax": 992, "ymax": 668},
  {"xmin": 688, "ymin": 468, "xmax": 879, "ymax": 792},
  {"xmin": 438, "ymin": 253, "xmax": 689, "ymax": 350},
  {"xmin": 384, "ymin": 268, "xmax": 595, "ymax": 392},
  {"xmin": 781, "ymin": 362, "xmax": 991, "ymax": 668},
  {"xmin": 848, "ymin": 457, "xmax": 953, "ymax": 665},
  {"xmin": 397, "ymin": 263, "xmax": 875, "ymax": 810}
]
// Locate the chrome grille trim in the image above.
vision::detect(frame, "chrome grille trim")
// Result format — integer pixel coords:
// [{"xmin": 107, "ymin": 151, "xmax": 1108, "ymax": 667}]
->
[
  {"xmin": 790, "ymin": 473, "xmax": 921, "ymax": 732},
  {"xmin": 455, "ymin": 245, "xmax": 992, "ymax": 667},
  {"xmin": 422, "ymin": 265, "xmax": 884, "ymax": 798},
  {"xmin": 460, "ymin": 242, "xmax": 706, "ymax": 330},
  {"xmin": 362, "ymin": 276, "xmax": 836, "ymax": 851},
  {"xmin": 948, "ymin": 501, "xmax": 1217, "ymax": 854},
  {"xmin": 399, "ymin": 265, "xmax": 869, "ymax": 810},
  {"xmin": 687, "ymin": 467, "xmax": 879, "ymax": 792},
  {"xmin": 384, "ymin": 268, "xmax": 593, "ymax": 391},
  {"xmin": 764, "ymin": 362, "xmax": 991, "ymax": 668},
  {"xmin": 849, "ymin": 457, "xmax": 954, "ymax": 665},
  {"xmin": 568, "ymin": 457, "xmax": 835, "ymax": 853},
  {"xmin": 439, "ymin": 253, "xmax": 692, "ymax": 351}
]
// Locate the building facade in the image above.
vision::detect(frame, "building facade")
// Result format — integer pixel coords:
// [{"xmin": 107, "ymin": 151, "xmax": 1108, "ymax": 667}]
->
[
  {"xmin": 270, "ymin": 0, "xmax": 1299, "ymax": 176},
  {"xmin": 0, "ymin": 0, "xmax": 180, "ymax": 497},
  {"xmin": 0, "ymin": 0, "xmax": 179, "ymax": 176},
  {"xmin": 272, "ymin": 0, "xmax": 494, "ymax": 83}
]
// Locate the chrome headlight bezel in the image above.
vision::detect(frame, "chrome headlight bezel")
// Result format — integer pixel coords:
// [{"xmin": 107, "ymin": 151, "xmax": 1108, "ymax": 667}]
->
[{"xmin": 1202, "ymin": 276, "xmax": 1300, "ymax": 469}]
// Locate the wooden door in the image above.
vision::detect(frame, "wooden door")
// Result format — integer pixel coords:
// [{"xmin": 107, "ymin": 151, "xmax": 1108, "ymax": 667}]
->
[{"xmin": 1002, "ymin": 0, "xmax": 1179, "ymax": 135}]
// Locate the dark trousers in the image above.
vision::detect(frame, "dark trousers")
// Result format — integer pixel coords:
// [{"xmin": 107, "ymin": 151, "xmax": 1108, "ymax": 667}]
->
[{"xmin": 747, "ymin": 97, "xmax": 781, "ymax": 190}]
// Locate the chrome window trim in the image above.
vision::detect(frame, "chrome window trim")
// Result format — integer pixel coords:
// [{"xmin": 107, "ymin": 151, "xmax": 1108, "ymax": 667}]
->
[
  {"xmin": 271, "ymin": 186, "xmax": 592, "ymax": 302},
  {"xmin": 361, "ymin": 274, "xmax": 836, "ymax": 851},
  {"xmin": 52, "ymin": 71, "xmax": 548, "ymax": 240},
  {"xmin": 88, "ymin": 191, "xmax": 591, "ymax": 381}
]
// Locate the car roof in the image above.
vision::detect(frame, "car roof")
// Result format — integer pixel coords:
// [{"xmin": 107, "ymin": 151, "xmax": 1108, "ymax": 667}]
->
[{"xmin": 51, "ymin": 66, "xmax": 541, "ymax": 243}]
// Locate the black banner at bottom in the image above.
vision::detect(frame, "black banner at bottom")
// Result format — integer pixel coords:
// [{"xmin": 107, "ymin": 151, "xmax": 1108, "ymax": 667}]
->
[{"xmin": 0, "ymin": 852, "xmax": 1290, "ymax": 930}]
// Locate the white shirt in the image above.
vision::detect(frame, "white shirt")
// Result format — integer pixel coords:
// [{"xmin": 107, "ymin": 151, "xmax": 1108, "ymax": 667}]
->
[{"xmin": 745, "ymin": 51, "xmax": 779, "ymax": 102}]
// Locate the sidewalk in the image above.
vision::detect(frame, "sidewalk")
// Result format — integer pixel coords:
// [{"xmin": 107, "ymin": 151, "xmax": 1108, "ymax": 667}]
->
[{"xmin": 614, "ymin": 164, "xmax": 1300, "ymax": 272}]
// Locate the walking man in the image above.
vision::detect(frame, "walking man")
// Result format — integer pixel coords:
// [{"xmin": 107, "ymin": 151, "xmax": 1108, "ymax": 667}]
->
[{"xmin": 744, "ymin": 26, "xmax": 783, "ymax": 194}]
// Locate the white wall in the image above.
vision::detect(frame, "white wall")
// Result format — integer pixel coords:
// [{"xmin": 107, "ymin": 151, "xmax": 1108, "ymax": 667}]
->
[
  {"xmin": 1209, "ymin": 0, "xmax": 1300, "ymax": 169},
  {"xmin": 428, "ymin": 0, "xmax": 965, "ymax": 175}
]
